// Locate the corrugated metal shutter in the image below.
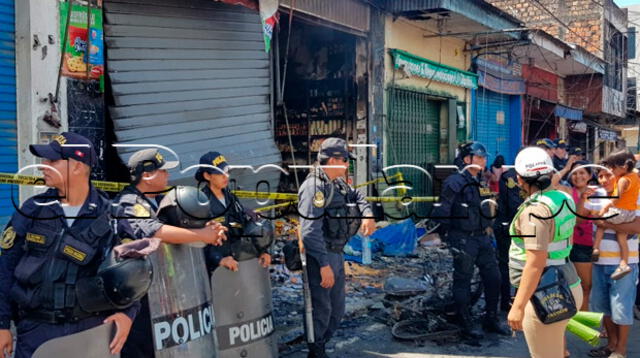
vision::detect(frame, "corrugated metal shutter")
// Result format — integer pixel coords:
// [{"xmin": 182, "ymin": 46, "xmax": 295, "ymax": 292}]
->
[
  {"xmin": 0, "ymin": 0, "xmax": 17, "ymax": 225},
  {"xmin": 386, "ymin": 87, "xmax": 439, "ymax": 217},
  {"xmin": 280, "ymin": 0, "xmax": 370, "ymax": 33},
  {"xmin": 474, "ymin": 88, "xmax": 511, "ymax": 163},
  {"xmin": 104, "ymin": 0, "xmax": 280, "ymax": 190}
]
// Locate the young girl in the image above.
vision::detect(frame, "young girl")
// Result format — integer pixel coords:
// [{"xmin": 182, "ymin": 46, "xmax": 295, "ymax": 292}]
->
[{"xmin": 592, "ymin": 150, "xmax": 640, "ymax": 280}]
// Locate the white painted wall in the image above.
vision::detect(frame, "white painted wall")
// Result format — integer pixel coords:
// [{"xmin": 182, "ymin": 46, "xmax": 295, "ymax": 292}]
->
[{"xmin": 15, "ymin": 0, "xmax": 68, "ymax": 201}]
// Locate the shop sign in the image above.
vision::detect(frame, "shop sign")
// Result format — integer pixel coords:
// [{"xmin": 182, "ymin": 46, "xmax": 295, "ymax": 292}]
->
[
  {"xmin": 475, "ymin": 58, "xmax": 525, "ymax": 95},
  {"xmin": 391, "ymin": 49, "xmax": 478, "ymax": 89},
  {"xmin": 569, "ymin": 121, "xmax": 587, "ymax": 133},
  {"xmin": 603, "ymin": 86, "xmax": 626, "ymax": 118},
  {"xmin": 59, "ymin": 2, "xmax": 104, "ymax": 81},
  {"xmin": 598, "ymin": 128, "xmax": 618, "ymax": 141}
]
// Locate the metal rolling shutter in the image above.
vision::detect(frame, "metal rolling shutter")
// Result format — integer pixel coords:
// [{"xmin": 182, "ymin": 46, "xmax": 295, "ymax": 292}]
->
[
  {"xmin": 386, "ymin": 87, "xmax": 439, "ymax": 216},
  {"xmin": 104, "ymin": 0, "xmax": 280, "ymax": 191},
  {"xmin": 475, "ymin": 88, "xmax": 511, "ymax": 163},
  {"xmin": 0, "ymin": 0, "xmax": 17, "ymax": 225}
]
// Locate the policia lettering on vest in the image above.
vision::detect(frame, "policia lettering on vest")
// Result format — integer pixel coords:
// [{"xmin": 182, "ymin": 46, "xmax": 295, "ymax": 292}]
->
[
  {"xmin": 507, "ymin": 147, "xmax": 583, "ymax": 358},
  {"xmin": 298, "ymin": 138, "xmax": 376, "ymax": 358},
  {"xmin": 0, "ymin": 133, "xmax": 148, "ymax": 358},
  {"xmin": 114, "ymin": 148, "xmax": 227, "ymax": 358}
]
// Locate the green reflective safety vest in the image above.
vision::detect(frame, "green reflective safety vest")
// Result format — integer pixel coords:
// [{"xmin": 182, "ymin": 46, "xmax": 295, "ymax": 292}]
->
[{"xmin": 509, "ymin": 189, "xmax": 576, "ymax": 268}]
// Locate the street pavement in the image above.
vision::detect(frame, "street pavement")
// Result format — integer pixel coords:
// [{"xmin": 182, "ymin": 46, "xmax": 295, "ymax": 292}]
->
[{"xmin": 287, "ymin": 315, "xmax": 640, "ymax": 358}]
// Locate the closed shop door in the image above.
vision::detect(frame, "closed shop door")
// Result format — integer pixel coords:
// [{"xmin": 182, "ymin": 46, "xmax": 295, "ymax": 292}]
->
[
  {"xmin": 0, "ymin": 0, "xmax": 17, "ymax": 225},
  {"xmin": 474, "ymin": 88, "xmax": 511, "ymax": 163},
  {"xmin": 104, "ymin": 0, "xmax": 280, "ymax": 190},
  {"xmin": 386, "ymin": 88, "xmax": 439, "ymax": 216}
]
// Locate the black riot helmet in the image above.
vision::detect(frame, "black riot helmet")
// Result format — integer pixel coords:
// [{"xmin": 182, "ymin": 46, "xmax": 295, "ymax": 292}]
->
[
  {"xmin": 75, "ymin": 252, "xmax": 153, "ymax": 313},
  {"xmin": 457, "ymin": 141, "xmax": 488, "ymax": 160},
  {"xmin": 244, "ymin": 218, "xmax": 274, "ymax": 252},
  {"xmin": 157, "ymin": 186, "xmax": 211, "ymax": 228}
]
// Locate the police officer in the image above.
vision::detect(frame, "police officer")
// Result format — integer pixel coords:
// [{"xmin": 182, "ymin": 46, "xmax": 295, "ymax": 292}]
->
[
  {"xmin": 298, "ymin": 138, "xmax": 375, "ymax": 358},
  {"xmin": 432, "ymin": 141, "xmax": 510, "ymax": 339},
  {"xmin": 0, "ymin": 132, "xmax": 138, "ymax": 357},
  {"xmin": 115, "ymin": 148, "xmax": 227, "ymax": 358},
  {"xmin": 194, "ymin": 151, "xmax": 272, "ymax": 272},
  {"xmin": 535, "ymin": 138, "xmax": 555, "ymax": 158},
  {"xmin": 493, "ymin": 167, "xmax": 524, "ymax": 312},
  {"xmin": 552, "ymin": 139, "xmax": 569, "ymax": 172}
]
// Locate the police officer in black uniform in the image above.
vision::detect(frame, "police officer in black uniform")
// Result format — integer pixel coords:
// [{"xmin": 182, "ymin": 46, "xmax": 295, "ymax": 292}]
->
[
  {"xmin": 432, "ymin": 141, "xmax": 510, "ymax": 339},
  {"xmin": 552, "ymin": 139, "xmax": 569, "ymax": 172},
  {"xmin": 115, "ymin": 148, "xmax": 227, "ymax": 358},
  {"xmin": 298, "ymin": 138, "xmax": 375, "ymax": 358},
  {"xmin": 0, "ymin": 133, "xmax": 139, "ymax": 357},
  {"xmin": 493, "ymin": 167, "xmax": 524, "ymax": 312},
  {"xmin": 194, "ymin": 151, "xmax": 272, "ymax": 273}
]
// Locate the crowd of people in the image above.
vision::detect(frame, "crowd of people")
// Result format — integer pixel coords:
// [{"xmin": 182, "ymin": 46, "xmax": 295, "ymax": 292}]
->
[{"xmin": 484, "ymin": 138, "xmax": 639, "ymax": 358}]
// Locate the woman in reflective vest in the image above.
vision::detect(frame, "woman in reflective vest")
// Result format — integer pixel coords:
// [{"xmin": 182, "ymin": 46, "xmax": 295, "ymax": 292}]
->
[{"xmin": 507, "ymin": 147, "xmax": 583, "ymax": 358}]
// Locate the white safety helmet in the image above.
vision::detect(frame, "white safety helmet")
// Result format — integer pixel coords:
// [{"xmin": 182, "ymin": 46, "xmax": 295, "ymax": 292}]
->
[{"xmin": 514, "ymin": 147, "xmax": 555, "ymax": 178}]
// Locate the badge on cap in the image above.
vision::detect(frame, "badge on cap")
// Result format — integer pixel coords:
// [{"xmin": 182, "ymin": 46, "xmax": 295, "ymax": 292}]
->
[
  {"xmin": 53, "ymin": 135, "xmax": 67, "ymax": 145},
  {"xmin": 313, "ymin": 191, "xmax": 325, "ymax": 208},
  {"xmin": 0, "ymin": 227, "xmax": 16, "ymax": 250},
  {"xmin": 155, "ymin": 152, "xmax": 164, "ymax": 162},
  {"xmin": 212, "ymin": 155, "xmax": 226, "ymax": 167}
]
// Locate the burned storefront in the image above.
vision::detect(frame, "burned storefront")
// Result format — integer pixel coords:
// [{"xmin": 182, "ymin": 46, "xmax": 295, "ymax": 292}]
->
[{"xmin": 274, "ymin": 0, "xmax": 371, "ymax": 192}]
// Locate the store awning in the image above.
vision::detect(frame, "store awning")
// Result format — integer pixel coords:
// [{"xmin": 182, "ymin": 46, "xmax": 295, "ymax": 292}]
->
[
  {"xmin": 475, "ymin": 58, "xmax": 525, "ymax": 95},
  {"xmin": 554, "ymin": 104, "xmax": 583, "ymax": 121}
]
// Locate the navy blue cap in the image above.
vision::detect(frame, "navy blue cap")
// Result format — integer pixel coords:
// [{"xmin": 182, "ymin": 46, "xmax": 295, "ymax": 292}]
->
[
  {"xmin": 554, "ymin": 139, "xmax": 568, "ymax": 149},
  {"xmin": 536, "ymin": 138, "xmax": 556, "ymax": 149},
  {"xmin": 29, "ymin": 132, "xmax": 97, "ymax": 166},
  {"xmin": 569, "ymin": 147, "xmax": 583, "ymax": 156},
  {"xmin": 195, "ymin": 151, "xmax": 229, "ymax": 182},
  {"xmin": 317, "ymin": 138, "xmax": 355, "ymax": 161}
]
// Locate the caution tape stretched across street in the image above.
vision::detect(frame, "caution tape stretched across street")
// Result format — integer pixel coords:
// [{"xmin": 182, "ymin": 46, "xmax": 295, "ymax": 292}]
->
[{"xmin": 0, "ymin": 172, "xmax": 438, "ymax": 208}]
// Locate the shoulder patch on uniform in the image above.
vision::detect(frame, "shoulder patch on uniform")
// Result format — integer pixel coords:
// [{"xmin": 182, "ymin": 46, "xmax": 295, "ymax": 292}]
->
[
  {"xmin": 26, "ymin": 232, "xmax": 45, "ymax": 245},
  {"xmin": 0, "ymin": 227, "xmax": 16, "ymax": 250},
  {"xmin": 133, "ymin": 203, "xmax": 150, "ymax": 217},
  {"xmin": 507, "ymin": 177, "xmax": 517, "ymax": 189},
  {"xmin": 313, "ymin": 191, "xmax": 325, "ymax": 208}
]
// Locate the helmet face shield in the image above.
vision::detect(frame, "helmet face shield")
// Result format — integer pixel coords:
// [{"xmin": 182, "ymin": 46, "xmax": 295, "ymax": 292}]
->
[
  {"xmin": 158, "ymin": 186, "xmax": 212, "ymax": 228},
  {"xmin": 76, "ymin": 253, "xmax": 153, "ymax": 313}
]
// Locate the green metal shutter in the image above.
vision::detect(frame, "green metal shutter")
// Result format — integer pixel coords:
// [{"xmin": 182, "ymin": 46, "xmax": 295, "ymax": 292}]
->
[{"xmin": 386, "ymin": 87, "xmax": 439, "ymax": 217}]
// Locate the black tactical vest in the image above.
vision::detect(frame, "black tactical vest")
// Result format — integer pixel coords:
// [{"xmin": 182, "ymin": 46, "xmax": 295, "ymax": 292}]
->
[
  {"xmin": 309, "ymin": 171, "xmax": 362, "ymax": 251},
  {"xmin": 11, "ymin": 199, "xmax": 115, "ymax": 314}
]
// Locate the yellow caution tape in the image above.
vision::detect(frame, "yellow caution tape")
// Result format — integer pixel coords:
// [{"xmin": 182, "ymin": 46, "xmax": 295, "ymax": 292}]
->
[
  {"xmin": 233, "ymin": 190, "xmax": 298, "ymax": 201},
  {"xmin": 353, "ymin": 172, "xmax": 403, "ymax": 189},
  {"xmin": 0, "ymin": 173, "xmax": 129, "ymax": 192},
  {"xmin": 0, "ymin": 173, "xmax": 437, "ymax": 203}
]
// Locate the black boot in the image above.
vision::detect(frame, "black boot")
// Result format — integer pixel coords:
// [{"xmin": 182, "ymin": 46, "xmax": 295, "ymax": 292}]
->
[
  {"xmin": 483, "ymin": 312, "xmax": 511, "ymax": 336},
  {"xmin": 308, "ymin": 342, "xmax": 329, "ymax": 358},
  {"xmin": 458, "ymin": 309, "xmax": 484, "ymax": 339}
]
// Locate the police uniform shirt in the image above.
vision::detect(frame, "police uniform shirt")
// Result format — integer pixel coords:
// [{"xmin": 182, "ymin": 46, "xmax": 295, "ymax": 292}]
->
[
  {"xmin": 433, "ymin": 170, "xmax": 492, "ymax": 234},
  {"xmin": 495, "ymin": 169, "xmax": 524, "ymax": 227},
  {"xmin": 298, "ymin": 169, "xmax": 372, "ymax": 267},
  {"xmin": 0, "ymin": 186, "xmax": 139, "ymax": 329},
  {"xmin": 553, "ymin": 155, "xmax": 568, "ymax": 172},
  {"xmin": 200, "ymin": 186, "xmax": 249, "ymax": 270},
  {"xmin": 114, "ymin": 185, "xmax": 164, "ymax": 242},
  {"xmin": 509, "ymin": 193, "xmax": 579, "ymax": 288}
]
